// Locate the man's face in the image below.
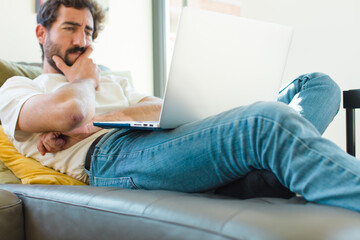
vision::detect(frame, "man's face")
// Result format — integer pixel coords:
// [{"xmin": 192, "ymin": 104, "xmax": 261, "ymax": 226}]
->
[{"xmin": 42, "ymin": 5, "xmax": 94, "ymax": 73}]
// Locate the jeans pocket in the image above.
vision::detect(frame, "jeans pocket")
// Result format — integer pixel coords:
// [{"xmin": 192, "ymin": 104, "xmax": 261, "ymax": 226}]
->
[{"xmin": 93, "ymin": 176, "xmax": 139, "ymax": 189}]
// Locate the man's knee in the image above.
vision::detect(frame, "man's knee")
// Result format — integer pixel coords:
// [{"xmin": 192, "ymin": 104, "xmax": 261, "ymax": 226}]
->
[
  {"xmin": 304, "ymin": 72, "xmax": 341, "ymax": 102},
  {"xmin": 246, "ymin": 101, "xmax": 297, "ymax": 120},
  {"xmin": 242, "ymin": 101, "xmax": 315, "ymax": 133},
  {"xmin": 308, "ymin": 72, "xmax": 341, "ymax": 114}
]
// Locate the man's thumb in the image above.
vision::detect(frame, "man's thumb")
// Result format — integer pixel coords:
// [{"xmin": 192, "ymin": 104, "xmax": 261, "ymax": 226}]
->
[{"xmin": 52, "ymin": 55, "xmax": 68, "ymax": 73}]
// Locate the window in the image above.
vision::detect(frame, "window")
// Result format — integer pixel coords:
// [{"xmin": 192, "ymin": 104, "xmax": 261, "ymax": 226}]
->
[
  {"xmin": 153, "ymin": 0, "xmax": 242, "ymax": 97},
  {"xmin": 166, "ymin": 0, "xmax": 242, "ymax": 76}
]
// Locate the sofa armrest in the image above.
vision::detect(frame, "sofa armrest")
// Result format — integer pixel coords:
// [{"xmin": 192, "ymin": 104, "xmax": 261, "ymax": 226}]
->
[{"xmin": 0, "ymin": 189, "xmax": 24, "ymax": 240}]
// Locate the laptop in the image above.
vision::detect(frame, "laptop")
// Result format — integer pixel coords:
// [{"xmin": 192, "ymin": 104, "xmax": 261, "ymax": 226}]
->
[{"xmin": 93, "ymin": 7, "xmax": 293, "ymax": 130}]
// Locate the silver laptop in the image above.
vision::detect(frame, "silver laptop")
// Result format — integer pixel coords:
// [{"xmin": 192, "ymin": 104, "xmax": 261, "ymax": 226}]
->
[{"xmin": 94, "ymin": 7, "xmax": 293, "ymax": 130}]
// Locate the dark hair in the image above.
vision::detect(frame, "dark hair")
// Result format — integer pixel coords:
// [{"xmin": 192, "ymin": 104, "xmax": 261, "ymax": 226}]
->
[{"xmin": 37, "ymin": 0, "xmax": 105, "ymax": 40}]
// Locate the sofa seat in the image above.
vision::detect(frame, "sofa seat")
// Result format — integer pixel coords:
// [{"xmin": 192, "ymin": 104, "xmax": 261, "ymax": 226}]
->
[{"xmin": 1, "ymin": 184, "xmax": 360, "ymax": 240}]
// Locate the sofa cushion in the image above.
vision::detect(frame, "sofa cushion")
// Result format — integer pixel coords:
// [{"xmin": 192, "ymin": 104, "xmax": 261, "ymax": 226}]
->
[
  {"xmin": 0, "ymin": 160, "xmax": 21, "ymax": 184},
  {"xmin": 0, "ymin": 189, "xmax": 24, "ymax": 240},
  {"xmin": 0, "ymin": 59, "xmax": 42, "ymax": 87},
  {"xmin": 0, "ymin": 58, "xmax": 130, "ymax": 87},
  {"xmin": 2, "ymin": 184, "xmax": 360, "ymax": 240}
]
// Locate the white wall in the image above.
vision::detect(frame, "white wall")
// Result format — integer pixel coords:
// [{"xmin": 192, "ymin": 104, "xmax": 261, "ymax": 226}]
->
[
  {"xmin": 0, "ymin": 0, "xmax": 40, "ymax": 62},
  {"xmin": 0, "ymin": 0, "xmax": 154, "ymax": 95},
  {"xmin": 92, "ymin": 0, "xmax": 153, "ymax": 95},
  {"xmin": 240, "ymin": 0, "xmax": 360, "ymax": 153}
]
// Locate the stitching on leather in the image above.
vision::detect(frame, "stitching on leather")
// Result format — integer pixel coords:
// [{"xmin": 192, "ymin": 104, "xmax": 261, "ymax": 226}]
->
[
  {"xmin": 0, "ymin": 200, "xmax": 22, "ymax": 210},
  {"xmin": 14, "ymin": 193, "xmax": 243, "ymax": 240}
]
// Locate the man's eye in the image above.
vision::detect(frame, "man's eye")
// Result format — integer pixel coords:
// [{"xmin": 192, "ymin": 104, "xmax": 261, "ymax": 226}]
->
[
  {"xmin": 64, "ymin": 27, "xmax": 74, "ymax": 31},
  {"xmin": 85, "ymin": 31, "xmax": 92, "ymax": 37}
]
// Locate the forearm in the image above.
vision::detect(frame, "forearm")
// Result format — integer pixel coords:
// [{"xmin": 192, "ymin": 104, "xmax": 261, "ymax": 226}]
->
[
  {"xmin": 35, "ymin": 96, "xmax": 162, "ymax": 155},
  {"xmin": 94, "ymin": 96, "xmax": 162, "ymax": 122}
]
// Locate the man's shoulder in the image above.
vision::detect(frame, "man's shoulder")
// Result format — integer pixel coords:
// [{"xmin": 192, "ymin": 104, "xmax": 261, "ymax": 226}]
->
[
  {"xmin": 1, "ymin": 75, "xmax": 34, "ymax": 88},
  {"xmin": 100, "ymin": 71, "xmax": 134, "ymax": 86}
]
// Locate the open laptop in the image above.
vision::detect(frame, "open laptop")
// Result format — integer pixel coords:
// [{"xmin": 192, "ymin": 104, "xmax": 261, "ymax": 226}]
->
[{"xmin": 93, "ymin": 7, "xmax": 293, "ymax": 130}]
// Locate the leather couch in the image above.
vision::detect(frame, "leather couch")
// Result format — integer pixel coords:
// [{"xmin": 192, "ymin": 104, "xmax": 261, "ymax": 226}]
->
[{"xmin": 1, "ymin": 184, "xmax": 360, "ymax": 240}]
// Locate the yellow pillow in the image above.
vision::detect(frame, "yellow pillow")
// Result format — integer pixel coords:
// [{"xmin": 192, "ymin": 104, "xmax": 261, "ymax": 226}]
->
[{"xmin": 0, "ymin": 126, "xmax": 86, "ymax": 185}]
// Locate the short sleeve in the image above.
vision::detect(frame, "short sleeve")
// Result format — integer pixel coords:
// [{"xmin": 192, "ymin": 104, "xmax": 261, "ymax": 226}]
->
[
  {"xmin": 0, "ymin": 76, "xmax": 43, "ymax": 141},
  {"xmin": 115, "ymin": 76, "xmax": 148, "ymax": 105}
]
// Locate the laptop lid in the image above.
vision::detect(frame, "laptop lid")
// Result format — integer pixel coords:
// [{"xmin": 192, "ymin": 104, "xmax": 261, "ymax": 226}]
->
[
  {"xmin": 158, "ymin": 7, "xmax": 293, "ymax": 129},
  {"xmin": 94, "ymin": 7, "xmax": 293, "ymax": 130}
]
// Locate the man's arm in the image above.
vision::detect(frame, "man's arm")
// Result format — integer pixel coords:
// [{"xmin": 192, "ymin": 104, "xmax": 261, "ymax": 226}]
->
[
  {"xmin": 62, "ymin": 95, "xmax": 162, "ymax": 137},
  {"xmin": 58, "ymin": 95, "xmax": 162, "ymax": 139},
  {"xmin": 18, "ymin": 79, "xmax": 97, "ymax": 133},
  {"xmin": 93, "ymin": 96, "xmax": 162, "ymax": 122},
  {"xmin": 17, "ymin": 46, "xmax": 99, "ymax": 134},
  {"xmin": 37, "ymin": 96, "xmax": 162, "ymax": 155}
]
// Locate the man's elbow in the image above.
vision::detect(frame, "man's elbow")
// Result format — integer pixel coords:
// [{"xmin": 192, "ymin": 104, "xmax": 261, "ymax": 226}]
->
[
  {"xmin": 68, "ymin": 112, "xmax": 85, "ymax": 129},
  {"xmin": 61, "ymin": 100, "xmax": 94, "ymax": 131}
]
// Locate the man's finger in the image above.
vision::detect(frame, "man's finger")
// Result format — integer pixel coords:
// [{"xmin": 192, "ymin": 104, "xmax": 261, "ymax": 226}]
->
[
  {"xmin": 37, "ymin": 138, "xmax": 47, "ymax": 156},
  {"xmin": 78, "ymin": 45, "xmax": 94, "ymax": 60},
  {"xmin": 54, "ymin": 137, "xmax": 66, "ymax": 148},
  {"xmin": 45, "ymin": 134, "xmax": 65, "ymax": 152},
  {"xmin": 37, "ymin": 133, "xmax": 66, "ymax": 155},
  {"xmin": 52, "ymin": 55, "xmax": 69, "ymax": 74}
]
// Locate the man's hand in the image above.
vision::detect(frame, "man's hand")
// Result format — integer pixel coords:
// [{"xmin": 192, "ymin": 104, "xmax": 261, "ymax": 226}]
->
[
  {"xmin": 52, "ymin": 45, "xmax": 100, "ymax": 88},
  {"xmin": 37, "ymin": 132, "xmax": 66, "ymax": 156},
  {"xmin": 37, "ymin": 122, "xmax": 101, "ymax": 155}
]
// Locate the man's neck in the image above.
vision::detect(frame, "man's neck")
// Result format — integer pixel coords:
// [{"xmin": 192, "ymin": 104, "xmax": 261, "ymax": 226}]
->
[
  {"xmin": 42, "ymin": 59, "xmax": 62, "ymax": 74},
  {"xmin": 42, "ymin": 63, "xmax": 56, "ymax": 74}
]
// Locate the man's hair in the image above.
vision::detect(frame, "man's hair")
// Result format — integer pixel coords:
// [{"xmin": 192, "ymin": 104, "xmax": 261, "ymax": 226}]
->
[{"xmin": 37, "ymin": 0, "xmax": 105, "ymax": 40}]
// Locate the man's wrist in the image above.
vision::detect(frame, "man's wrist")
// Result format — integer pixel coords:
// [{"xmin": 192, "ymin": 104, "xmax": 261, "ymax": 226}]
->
[{"xmin": 73, "ymin": 77, "xmax": 98, "ymax": 89}]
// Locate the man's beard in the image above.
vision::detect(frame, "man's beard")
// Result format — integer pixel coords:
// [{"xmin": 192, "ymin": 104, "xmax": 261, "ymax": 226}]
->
[{"xmin": 43, "ymin": 38, "xmax": 86, "ymax": 75}]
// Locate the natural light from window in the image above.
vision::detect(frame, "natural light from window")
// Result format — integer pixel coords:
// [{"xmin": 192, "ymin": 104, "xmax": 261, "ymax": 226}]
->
[{"xmin": 165, "ymin": 0, "xmax": 242, "ymax": 74}]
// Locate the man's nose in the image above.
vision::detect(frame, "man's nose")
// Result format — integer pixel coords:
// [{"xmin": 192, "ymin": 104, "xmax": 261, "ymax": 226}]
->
[{"xmin": 72, "ymin": 31, "xmax": 88, "ymax": 47}]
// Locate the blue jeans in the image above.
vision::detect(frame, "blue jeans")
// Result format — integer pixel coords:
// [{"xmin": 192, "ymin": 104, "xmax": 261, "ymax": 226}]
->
[
  {"xmin": 277, "ymin": 72, "xmax": 340, "ymax": 134},
  {"xmin": 88, "ymin": 73, "xmax": 360, "ymax": 212}
]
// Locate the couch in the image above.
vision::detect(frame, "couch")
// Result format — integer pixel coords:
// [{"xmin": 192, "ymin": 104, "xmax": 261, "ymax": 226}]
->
[
  {"xmin": 1, "ymin": 59, "xmax": 360, "ymax": 240},
  {"xmin": 2, "ymin": 184, "xmax": 360, "ymax": 240}
]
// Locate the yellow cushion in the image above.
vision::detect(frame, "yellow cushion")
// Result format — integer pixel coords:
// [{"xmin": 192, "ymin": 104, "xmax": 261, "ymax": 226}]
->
[{"xmin": 0, "ymin": 126, "xmax": 86, "ymax": 185}]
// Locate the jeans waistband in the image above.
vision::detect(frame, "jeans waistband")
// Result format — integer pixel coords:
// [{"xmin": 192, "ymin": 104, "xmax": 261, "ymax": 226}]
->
[{"xmin": 85, "ymin": 134, "xmax": 106, "ymax": 171}]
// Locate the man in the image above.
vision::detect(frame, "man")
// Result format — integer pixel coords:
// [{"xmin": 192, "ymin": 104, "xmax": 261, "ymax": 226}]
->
[{"xmin": 2, "ymin": 0, "xmax": 360, "ymax": 212}]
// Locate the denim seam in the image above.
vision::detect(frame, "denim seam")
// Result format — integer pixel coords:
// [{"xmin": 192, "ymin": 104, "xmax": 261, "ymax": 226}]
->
[
  {"xmin": 96, "ymin": 117, "xmax": 261, "ymax": 155},
  {"xmin": 168, "ymin": 115, "xmax": 359, "ymax": 180},
  {"xmin": 93, "ymin": 176, "xmax": 139, "ymax": 189},
  {"xmin": 96, "ymin": 115, "xmax": 302, "ymax": 156},
  {"xmin": 258, "ymin": 117, "xmax": 360, "ymax": 179},
  {"xmin": 94, "ymin": 117, "xmax": 261, "ymax": 171}
]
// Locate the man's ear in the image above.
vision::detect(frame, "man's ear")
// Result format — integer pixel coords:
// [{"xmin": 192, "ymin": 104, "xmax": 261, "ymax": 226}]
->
[{"xmin": 36, "ymin": 24, "xmax": 47, "ymax": 44}]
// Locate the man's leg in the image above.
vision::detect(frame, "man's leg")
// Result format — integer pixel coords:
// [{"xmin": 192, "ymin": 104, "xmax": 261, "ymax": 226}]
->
[
  {"xmin": 90, "ymin": 102, "xmax": 360, "ymax": 212},
  {"xmin": 215, "ymin": 72, "xmax": 341, "ymax": 198},
  {"xmin": 277, "ymin": 72, "xmax": 341, "ymax": 134}
]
